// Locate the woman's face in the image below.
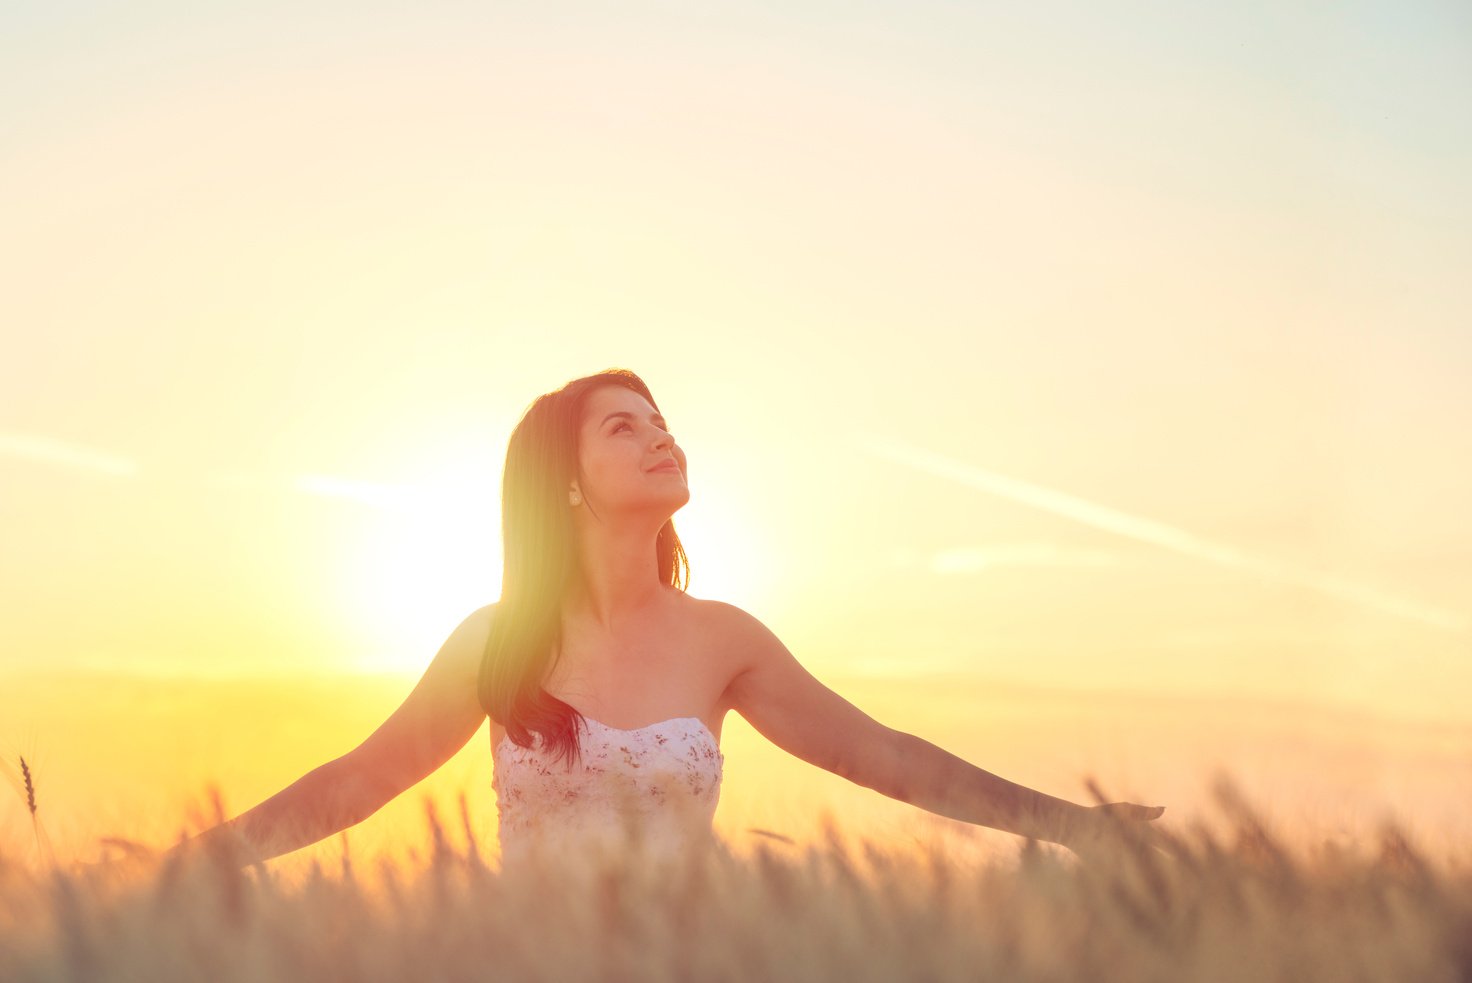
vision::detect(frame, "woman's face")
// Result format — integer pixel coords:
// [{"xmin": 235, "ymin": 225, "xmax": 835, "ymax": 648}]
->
[{"xmin": 574, "ymin": 386, "xmax": 688, "ymax": 516}]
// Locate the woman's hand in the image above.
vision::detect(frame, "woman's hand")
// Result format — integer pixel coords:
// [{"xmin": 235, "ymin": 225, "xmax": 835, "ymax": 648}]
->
[
  {"xmin": 1061, "ymin": 802, "xmax": 1179, "ymax": 868},
  {"xmin": 70, "ymin": 837, "xmax": 163, "ymax": 882}
]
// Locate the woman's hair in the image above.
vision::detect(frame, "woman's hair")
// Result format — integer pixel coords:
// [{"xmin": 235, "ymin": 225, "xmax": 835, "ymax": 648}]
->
[{"xmin": 478, "ymin": 368, "xmax": 690, "ymax": 767}]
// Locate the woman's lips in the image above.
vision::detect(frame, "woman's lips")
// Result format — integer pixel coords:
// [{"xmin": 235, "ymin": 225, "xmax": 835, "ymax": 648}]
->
[{"xmin": 649, "ymin": 461, "xmax": 680, "ymax": 473}]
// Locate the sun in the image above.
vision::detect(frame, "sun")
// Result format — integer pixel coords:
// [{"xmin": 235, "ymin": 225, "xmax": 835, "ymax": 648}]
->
[
  {"xmin": 337, "ymin": 457, "xmax": 769, "ymax": 675},
  {"xmin": 340, "ymin": 473, "xmax": 502, "ymax": 676}
]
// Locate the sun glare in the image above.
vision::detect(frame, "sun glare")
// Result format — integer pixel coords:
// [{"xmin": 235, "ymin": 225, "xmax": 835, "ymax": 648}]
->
[
  {"xmin": 343, "ymin": 472, "xmax": 503, "ymax": 675},
  {"xmin": 671, "ymin": 484, "xmax": 767, "ymax": 612},
  {"xmin": 336, "ymin": 455, "xmax": 768, "ymax": 674}
]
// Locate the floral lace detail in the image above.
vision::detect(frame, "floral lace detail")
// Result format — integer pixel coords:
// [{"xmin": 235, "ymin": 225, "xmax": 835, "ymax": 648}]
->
[{"xmin": 491, "ymin": 715, "xmax": 724, "ymax": 864}]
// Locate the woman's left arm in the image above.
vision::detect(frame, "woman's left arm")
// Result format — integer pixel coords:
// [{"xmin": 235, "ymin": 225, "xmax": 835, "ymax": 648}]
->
[{"xmin": 716, "ymin": 603, "xmax": 1159, "ymax": 852}]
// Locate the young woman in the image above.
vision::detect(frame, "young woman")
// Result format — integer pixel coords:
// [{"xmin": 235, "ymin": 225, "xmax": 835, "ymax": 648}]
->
[{"xmin": 167, "ymin": 368, "xmax": 1173, "ymax": 870}]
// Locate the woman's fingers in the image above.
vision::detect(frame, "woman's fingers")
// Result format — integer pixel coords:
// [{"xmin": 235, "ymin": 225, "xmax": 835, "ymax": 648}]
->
[
  {"xmin": 1084, "ymin": 802, "xmax": 1192, "ymax": 864},
  {"xmin": 97, "ymin": 835, "xmax": 160, "ymax": 860},
  {"xmin": 1062, "ymin": 800, "xmax": 1194, "ymax": 871},
  {"xmin": 1099, "ymin": 802, "xmax": 1165, "ymax": 822}
]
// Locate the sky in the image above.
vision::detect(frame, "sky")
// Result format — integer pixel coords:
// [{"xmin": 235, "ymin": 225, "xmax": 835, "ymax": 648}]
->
[{"xmin": 2, "ymin": 1, "xmax": 1470, "ymax": 859}]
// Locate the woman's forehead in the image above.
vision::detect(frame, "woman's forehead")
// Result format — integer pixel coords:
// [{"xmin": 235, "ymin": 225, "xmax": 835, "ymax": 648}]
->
[{"xmin": 584, "ymin": 387, "xmax": 657, "ymax": 422}]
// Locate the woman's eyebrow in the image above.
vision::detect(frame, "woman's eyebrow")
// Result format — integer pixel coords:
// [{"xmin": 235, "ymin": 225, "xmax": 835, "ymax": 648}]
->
[{"xmin": 600, "ymin": 411, "xmax": 667, "ymax": 429}]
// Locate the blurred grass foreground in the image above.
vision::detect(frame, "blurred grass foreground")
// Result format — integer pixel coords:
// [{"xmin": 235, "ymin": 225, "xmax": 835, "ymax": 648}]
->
[{"xmin": 2, "ymin": 775, "xmax": 1470, "ymax": 982}]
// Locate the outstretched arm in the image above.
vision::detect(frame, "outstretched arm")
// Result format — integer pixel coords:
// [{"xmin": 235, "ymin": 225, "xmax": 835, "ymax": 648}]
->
[
  {"xmin": 718, "ymin": 603, "xmax": 1162, "ymax": 853},
  {"xmin": 164, "ymin": 757, "xmax": 370, "ymax": 869},
  {"xmin": 165, "ymin": 604, "xmax": 495, "ymax": 869}
]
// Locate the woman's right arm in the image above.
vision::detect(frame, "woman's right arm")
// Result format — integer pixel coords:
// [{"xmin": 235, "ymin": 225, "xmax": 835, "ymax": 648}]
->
[{"xmin": 164, "ymin": 603, "xmax": 496, "ymax": 869}]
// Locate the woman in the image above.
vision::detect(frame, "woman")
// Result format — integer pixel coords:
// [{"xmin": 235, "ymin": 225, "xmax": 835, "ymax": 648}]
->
[{"xmin": 166, "ymin": 368, "xmax": 1173, "ymax": 871}]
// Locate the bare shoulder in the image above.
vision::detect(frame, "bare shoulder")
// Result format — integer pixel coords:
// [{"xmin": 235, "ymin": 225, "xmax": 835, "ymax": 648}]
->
[
  {"xmin": 698, "ymin": 598, "xmax": 889, "ymax": 779},
  {"xmin": 459, "ymin": 599, "xmax": 500, "ymax": 642},
  {"xmin": 437, "ymin": 601, "xmax": 499, "ymax": 676},
  {"xmin": 698, "ymin": 598, "xmax": 786, "ymax": 677},
  {"xmin": 471, "ymin": 599, "xmax": 500, "ymax": 626}
]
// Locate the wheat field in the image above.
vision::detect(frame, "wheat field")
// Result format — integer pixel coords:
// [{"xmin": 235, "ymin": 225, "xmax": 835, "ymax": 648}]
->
[{"xmin": 1, "ymin": 766, "xmax": 1468, "ymax": 983}]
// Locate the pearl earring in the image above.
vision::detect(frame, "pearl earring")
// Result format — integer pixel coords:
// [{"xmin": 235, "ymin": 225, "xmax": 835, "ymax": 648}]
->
[{"xmin": 569, "ymin": 490, "xmax": 582, "ymax": 506}]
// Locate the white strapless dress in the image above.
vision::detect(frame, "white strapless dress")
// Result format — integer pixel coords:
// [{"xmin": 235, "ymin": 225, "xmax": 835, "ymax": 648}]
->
[{"xmin": 491, "ymin": 714, "xmax": 724, "ymax": 868}]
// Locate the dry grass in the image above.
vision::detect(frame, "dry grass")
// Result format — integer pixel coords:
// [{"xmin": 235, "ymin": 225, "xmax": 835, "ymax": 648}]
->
[{"xmin": 1, "ymin": 767, "xmax": 1469, "ymax": 982}]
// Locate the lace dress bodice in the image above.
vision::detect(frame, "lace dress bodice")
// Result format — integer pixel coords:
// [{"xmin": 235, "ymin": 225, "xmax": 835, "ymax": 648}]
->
[{"xmin": 491, "ymin": 714, "xmax": 724, "ymax": 866}]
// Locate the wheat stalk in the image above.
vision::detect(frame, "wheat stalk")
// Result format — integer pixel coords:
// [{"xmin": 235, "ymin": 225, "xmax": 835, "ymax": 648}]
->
[{"xmin": 19, "ymin": 755, "xmax": 41, "ymax": 860}]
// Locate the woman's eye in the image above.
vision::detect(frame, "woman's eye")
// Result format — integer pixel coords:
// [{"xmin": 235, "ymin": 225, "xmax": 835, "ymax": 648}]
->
[{"xmin": 613, "ymin": 421, "xmax": 673, "ymax": 439}]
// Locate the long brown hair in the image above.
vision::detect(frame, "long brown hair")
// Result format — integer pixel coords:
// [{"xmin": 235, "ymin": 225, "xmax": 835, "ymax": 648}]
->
[{"xmin": 477, "ymin": 368, "xmax": 690, "ymax": 768}]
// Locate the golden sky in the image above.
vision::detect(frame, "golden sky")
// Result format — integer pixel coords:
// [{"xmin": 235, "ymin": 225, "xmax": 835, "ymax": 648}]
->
[{"xmin": 2, "ymin": 1, "xmax": 1470, "ymax": 858}]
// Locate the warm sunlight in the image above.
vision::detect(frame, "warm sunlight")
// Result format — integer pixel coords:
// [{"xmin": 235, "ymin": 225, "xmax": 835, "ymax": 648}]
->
[
  {"xmin": 329, "ymin": 439, "xmax": 770, "ymax": 674},
  {"xmin": 2, "ymin": 5, "xmax": 1469, "ymax": 979},
  {"xmin": 665, "ymin": 481, "xmax": 768, "ymax": 611},
  {"xmin": 338, "ymin": 471, "xmax": 505, "ymax": 675}
]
